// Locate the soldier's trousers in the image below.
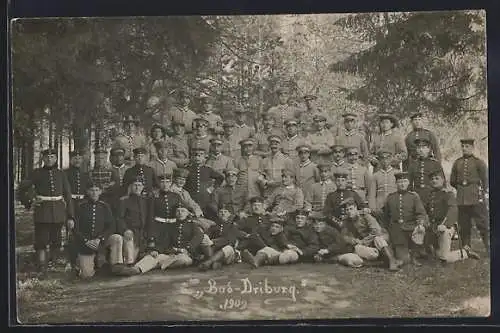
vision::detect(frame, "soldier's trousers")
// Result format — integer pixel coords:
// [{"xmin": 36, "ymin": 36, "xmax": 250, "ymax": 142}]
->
[
  {"xmin": 78, "ymin": 235, "xmax": 127, "ymax": 278},
  {"xmin": 256, "ymin": 247, "xmax": 299, "ymax": 265},
  {"xmin": 107, "ymin": 233, "xmax": 140, "ymax": 265},
  {"xmin": 134, "ymin": 253, "xmax": 193, "ymax": 273},
  {"xmin": 426, "ymin": 228, "xmax": 471, "ymax": 263},
  {"xmin": 388, "ymin": 225, "xmax": 422, "ymax": 263},
  {"xmin": 458, "ymin": 204, "xmax": 489, "ymax": 249}
]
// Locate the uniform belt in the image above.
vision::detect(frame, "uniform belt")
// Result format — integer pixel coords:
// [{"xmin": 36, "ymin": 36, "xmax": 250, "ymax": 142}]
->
[
  {"xmin": 71, "ymin": 194, "xmax": 85, "ymax": 200},
  {"xmin": 351, "ymin": 186, "xmax": 366, "ymax": 190},
  {"xmin": 36, "ymin": 195, "xmax": 63, "ymax": 201},
  {"xmin": 154, "ymin": 216, "xmax": 176, "ymax": 223}
]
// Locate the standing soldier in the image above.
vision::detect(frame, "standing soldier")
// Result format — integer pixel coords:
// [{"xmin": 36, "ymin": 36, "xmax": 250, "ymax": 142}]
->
[
  {"xmin": 304, "ymin": 163, "xmax": 337, "ymax": 212},
  {"xmin": 233, "ymin": 104, "xmax": 255, "ymax": 141},
  {"xmin": 188, "ymin": 118, "xmax": 212, "ymax": 154},
  {"xmin": 112, "ymin": 115, "xmax": 147, "ymax": 167},
  {"xmin": 450, "ymin": 138, "xmax": 489, "ymax": 256},
  {"xmin": 281, "ymin": 119, "xmax": 308, "ymax": 161},
  {"xmin": 422, "ymin": 169, "xmax": 480, "ymax": 262},
  {"xmin": 221, "ymin": 119, "xmax": 241, "ymax": 160},
  {"xmin": 88, "ymin": 147, "xmax": 114, "ymax": 205},
  {"xmin": 122, "ymin": 147, "xmax": 158, "ymax": 197},
  {"xmin": 17, "ymin": 148, "xmax": 74, "ymax": 277},
  {"xmin": 199, "ymin": 95, "xmax": 223, "ymax": 131},
  {"xmin": 323, "ymin": 171, "xmax": 368, "ymax": 230},
  {"xmin": 115, "ymin": 177, "xmax": 151, "ymax": 266},
  {"xmin": 293, "ymin": 144, "xmax": 320, "ymax": 194},
  {"xmin": 307, "ymin": 114, "xmax": 336, "ymax": 163},
  {"xmin": 259, "ymin": 135, "xmax": 293, "ymax": 198},
  {"xmin": 369, "ymin": 113, "xmax": 407, "ymax": 172},
  {"xmin": 210, "ymin": 168, "xmax": 248, "ymax": 218},
  {"xmin": 165, "ymin": 88, "xmax": 198, "ymax": 135},
  {"xmin": 267, "ymin": 86, "xmax": 301, "ymax": 132},
  {"xmin": 109, "ymin": 148, "xmax": 130, "ymax": 215},
  {"xmin": 335, "ymin": 113, "xmax": 369, "ymax": 165},
  {"xmin": 146, "ymin": 123, "xmax": 166, "ymax": 162},
  {"xmin": 185, "ymin": 143, "xmax": 225, "ymax": 219},
  {"xmin": 330, "ymin": 144, "xmax": 347, "ymax": 179},
  {"xmin": 407, "ymin": 138, "xmax": 443, "ymax": 200},
  {"xmin": 344, "ymin": 146, "xmax": 372, "ymax": 202},
  {"xmin": 167, "ymin": 119, "xmax": 190, "ymax": 168},
  {"xmin": 63, "ymin": 149, "xmax": 90, "ymax": 270},
  {"xmin": 382, "ymin": 172, "xmax": 428, "ymax": 265},
  {"xmin": 206, "ymin": 137, "xmax": 235, "ymax": 175},
  {"xmin": 299, "ymin": 94, "xmax": 324, "ymax": 136},
  {"xmin": 148, "ymin": 141, "xmax": 177, "ymax": 179},
  {"xmin": 404, "ymin": 112, "xmax": 441, "ymax": 171},
  {"xmin": 234, "ymin": 138, "xmax": 262, "ymax": 200},
  {"xmin": 367, "ymin": 149, "xmax": 398, "ymax": 218},
  {"xmin": 254, "ymin": 114, "xmax": 283, "ymax": 158}
]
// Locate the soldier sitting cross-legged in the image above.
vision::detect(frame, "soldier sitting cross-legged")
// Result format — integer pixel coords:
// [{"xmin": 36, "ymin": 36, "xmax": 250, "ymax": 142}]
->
[
  {"xmin": 284, "ymin": 209, "xmax": 320, "ymax": 262},
  {"xmin": 340, "ymin": 198, "xmax": 403, "ymax": 271},
  {"xmin": 116, "ymin": 203, "xmax": 204, "ymax": 276}
]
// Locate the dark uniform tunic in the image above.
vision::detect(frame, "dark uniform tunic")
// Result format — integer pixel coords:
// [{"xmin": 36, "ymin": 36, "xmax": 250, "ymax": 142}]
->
[
  {"xmin": 74, "ymin": 199, "xmax": 115, "ymax": 255},
  {"xmin": 285, "ymin": 225, "xmax": 320, "ymax": 260},
  {"xmin": 257, "ymin": 226, "xmax": 290, "ymax": 251},
  {"xmin": 122, "ymin": 163, "xmax": 158, "ymax": 196},
  {"xmin": 206, "ymin": 220, "xmax": 242, "ymax": 251},
  {"xmin": 407, "ymin": 157, "xmax": 443, "ymax": 199},
  {"xmin": 89, "ymin": 167, "xmax": 114, "ymax": 203},
  {"xmin": 405, "ymin": 128, "xmax": 441, "ymax": 169},
  {"xmin": 18, "ymin": 166, "xmax": 74, "ymax": 250},
  {"xmin": 421, "ymin": 187, "xmax": 457, "ymax": 248},
  {"xmin": 323, "ymin": 189, "xmax": 366, "ymax": 227},
  {"xmin": 450, "ymin": 154, "xmax": 489, "ymax": 247},
  {"xmin": 108, "ymin": 163, "xmax": 130, "ymax": 214},
  {"xmin": 185, "ymin": 163, "xmax": 224, "ymax": 219},
  {"xmin": 146, "ymin": 190, "xmax": 183, "ymax": 253},
  {"xmin": 315, "ymin": 225, "xmax": 355, "ymax": 257},
  {"xmin": 210, "ymin": 184, "xmax": 248, "ymax": 216},
  {"xmin": 236, "ymin": 214, "xmax": 271, "ymax": 254},
  {"xmin": 382, "ymin": 190, "xmax": 427, "ymax": 246},
  {"xmin": 147, "ymin": 217, "xmax": 204, "ymax": 257},
  {"xmin": 117, "ymin": 194, "xmax": 150, "ymax": 253}
]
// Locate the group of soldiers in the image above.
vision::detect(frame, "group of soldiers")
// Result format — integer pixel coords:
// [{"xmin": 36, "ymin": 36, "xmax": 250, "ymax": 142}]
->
[{"xmin": 17, "ymin": 86, "xmax": 490, "ymax": 279}]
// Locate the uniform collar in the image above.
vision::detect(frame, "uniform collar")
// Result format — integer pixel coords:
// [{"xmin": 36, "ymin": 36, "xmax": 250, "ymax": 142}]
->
[
  {"xmin": 333, "ymin": 160, "xmax": 345, "ymax": 166},
  {"xmin": 321, "ymin": 179, "xmax": 332, "ymax": 185},
  {"xmin": 285, "ymin": 184, "xmax": 295, "ymax": 189},
  {"xmin": 235, "ymin": 123, "xmax": 247, "ymax": 128},
  {"xmin": 112, "ymin": 164, "xmax": 126, "ymax": 169},
  {"xmin": 299, "ymin": 159, "xmax": 312, "ymax": 167},
  {"xmin": 381, "ymin": 129, "xmax": 393, "ymax": 136},
  {"xmin": 287, "ymin": 134, "xmax": 298, "ymax": 140},
  {"xmin": 43, "ymin": 165, "xmax": 58, "ymax": 170},
  {"xmin": 344, "ymin": 129, "xmax": 356, "ymax": 136},
  {"xmin": 156, "ymin": 158, "xmax": 171, "ymax": 165},
  {"xmin": 379, "ymin": 167, "xmax": 393, "ymax": 174}
]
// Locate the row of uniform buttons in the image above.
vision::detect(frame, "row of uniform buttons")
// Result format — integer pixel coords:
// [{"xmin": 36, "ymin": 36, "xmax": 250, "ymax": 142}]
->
[
  {"xmin": 398, "ymin": 193, "xmax": 404, "ymax": 224},
  {"xmin": 49, "ymin": 170, "xmax": 55, "ymax": 195}
]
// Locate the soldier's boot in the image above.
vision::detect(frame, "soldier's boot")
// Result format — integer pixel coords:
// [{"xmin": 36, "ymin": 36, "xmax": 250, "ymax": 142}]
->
[
  {"xmin": 36, "ymin": 249, "xmax": 48, "ymax": 279},
  {"xmin": 200, "ymin": 245, "xmax": 213, "ymax": 261},
  {"xmin": 210, "ymin": 250, "xmax": 226, "ymax": 270},
  {"xmin": 240, "ymin": 249, "xmax": 257, "ymax": 267},
  {"xmin": 198, "ymin": 249, "xmax": 223, "ymax": 271},
  {"xmin": 252, "ymin": 252, "xmax": 268, "ymax": 269},
  {"xmin": 480, "ymin": 232, "xmax": 490, "ymax": 257},
  {"xmin": 382, "ymin": 246, "xmax": 402, "ymax": 271},
  {"xmin": 463, "ymin": 245, "xmax": 481, "ymax": 260}
]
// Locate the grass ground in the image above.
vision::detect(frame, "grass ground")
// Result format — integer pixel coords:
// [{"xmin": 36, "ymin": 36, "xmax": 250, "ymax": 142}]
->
[{"xmin": 14, "ymin": 204, "xmax": 490, "ymax": 323}]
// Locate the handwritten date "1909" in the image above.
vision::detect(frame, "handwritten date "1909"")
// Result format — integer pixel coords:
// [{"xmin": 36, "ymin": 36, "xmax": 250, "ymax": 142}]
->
[{"xmin": 219, "ymin": 298, "xmax": 247, "ymax": 311}]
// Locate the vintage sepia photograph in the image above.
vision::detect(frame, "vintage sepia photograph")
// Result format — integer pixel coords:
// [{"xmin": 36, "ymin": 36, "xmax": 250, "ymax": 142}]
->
[{"xmin": 11, "ymin": 11, "xmax": 490, "ymax": 323}]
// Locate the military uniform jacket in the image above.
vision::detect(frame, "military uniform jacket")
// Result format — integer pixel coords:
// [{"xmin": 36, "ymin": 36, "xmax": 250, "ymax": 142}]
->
[
  {"xmin": 200, "ymin": 112, "xmax": 223, "ymax": 130},
  {"xmin": 187, "ymin": 134, "xmax": 212, "ymax": 154},
  {"xmin": 293, "ymin": 160, "xmax": 320, "ymax": 194},
  {"xmin": 304, "ymin": 179, "xmax": 337, "ymax": 212},
  {"xmin": 307, "ymin": 130, "xmax": 336, "ymax": 154},
  {"xmin": 285, "ymin": 225, "xmax": 320, "ymax": 257},
  {"xmin": 341, "ymin": 214, "xmax": 388, "ymax": 246},
  {"xmin": 331, "ymin": 160, "xmax": 347, "ymax": 178},
  {"xmin": 211, "ymin": 184, "xmax": 248, "ymax": 216},
  {"xmin": 110, "ymin": 164, "xmax": 130, "ymax": 197},
  {"xmin": 237, "ymin": 214, "xmax": 271, "ymax": 235},
  {"xmin": 258, "ymin": 228, "xmax": 289, "ymax": 251},
  {"xmin": 405, "ymin": 128, "xmax": 441, "ymax": 162},
  {"xmin": 421, "ymin": 187, "xmax": 457, "ymax": 232},
  {"xmin": 74, "ymin": 199, "xmax": 115, "ymax": 254},
  {"xmin": 146, "ymin": 190, "xmax": 183, "ymax": 250},
  {"xmin": 261, "ymin": 152, "xmax": 293, "ymax": 187},
  {"xmin": 316, "ymin": 225, "xmax": 354, "ymax": 255},
  {"xmin": 345, "ymin": 162, "xmax": 372, "ymax": 193},
  {"xmin": 116, "ymin": 194, "xmax": 150, "ymax": 240},
  {"xmin": 167, "ymin": 135, "xmax": 189, "ymax": 167},
  {"xmin": 233, "ymin": 124, "xmax": 255, "ymax": 142},
  {"xmin": 323, "ymin": 189, "xmax": 366, "ymax": 220},
  {"xmin": 146, "ymin": 138, "xmax": 165, "ymax": 162},
  {"xmin": 408, "ymin": 157, "xmax": 443, "ymax": 199},
  {"xmin": 370, "ymin": 130, "xmax": 408, "ymax": 167},
  {"xmin": 368, "ymin": 167, "xmax": 397, "ymax": 212},
  {"xmin": 382, "ymin": 190, "xmax": 427, "ymax": 231},
  {"xmin": 265, "ymin": 185, "xmax": 304, "ymax": 215},
  {"xmin": 281, "ymin": 135, "xmax": 308, "ymax": 160},
  {"xmin": 205, "ymin": 153, "xmax": 235, "ymax": 175},
  {"xmin": 450, "ymin": 155, "xmax": 488, "ymax": 206},
  {"xmin": 148, "ymin": 158, "xmax": 177, "ymax": 178},
  {"xmin": 335, "ymin": 130, "xmax": 369, "ymax": 162},
  {"xmin": 64, "ymin": 166, "xmax": 90, "ymax": 199},
  {"xmin": 267, "ymin": 104, "xmax": 301, "ymax": 129},
  {"xmin": 221, "ymin": 133, "xmax": 242, "ymax": 160},
  {"xmin": 168, "ymin": 185, "xmax": 204, "ymax": 217},
  {"xmin": 148, "ymin": 217, "xmax": 204, "ymax": 255},
  {"xmin": 112, "ymin": 133, "xmax": 148, "ymax": 161},
  {"xmin": 18, "ymin": 166, "xmax": 74, "ymax": 224},
  {"xmin": 207, "ymin": 220, "xmax": 243, "ymax": 250},
  {"xmin": 122, "ymin": 163, "xmax": 158, "ymax": 195},
  {"xmin": 89, "ymin": 167, "xmax": 114, "ymax": 194},
  {"xmin": 254, "ymin": 128, "xmax": 285, "ymax": 157},
  {"xmin": 166, "ymin": 105, "xmax": 198, "ymax": 133},
  {"xmin": 185, "ymin": 163, "xmax": 224, "ymax": 207},
  {"xmin": 235, "ymin": 154, "xmax": 262, "ymax": 199}
]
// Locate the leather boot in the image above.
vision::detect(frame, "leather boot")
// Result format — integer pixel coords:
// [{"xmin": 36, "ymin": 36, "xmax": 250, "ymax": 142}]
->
[
  {"xmin": 253, "ymin": 252, "xmax": 268, "ymax": 268},
  {"xmin": 382, "ymin": 246, "xmax": 403, "ymax": 271},
  {"xmin": 480, "ymin": 233, "xmax": 490, "ymax": 257},
  {"xmin": 240, "ymin": 249, "xmax": 257, "ymax": 267},
  {"xmin": 201, "ymin": 245, "xmax": 213, "ymax": 261},
  {"xmin": 199, "ymin": 249, "xmax": 223, "ymax": 271},
  {"xmin": 37, "ymin": 249, "xmax": 48, "ymax": 279}
]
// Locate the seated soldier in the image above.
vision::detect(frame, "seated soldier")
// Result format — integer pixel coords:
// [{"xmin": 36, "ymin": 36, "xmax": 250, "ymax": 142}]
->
[
  {"xmin": 240, "ymin": 216, "xmax": 300, "ymax": 269},
  {"xmin": 116, "ymin": 203, "xmax": 204, "ymax": 275},
  {"xmin": 198, "ymin": 204, "xmax": 243, "ymax": 271},
  {"xmin": 72, "ymin": 182, "xmax": 120, "ymax": 279},
  {"xmin": 310, "ymin": 211, "xmax": 363, "ymax": 268},
  {"xmin": 340, "ymin": 197, "xmax": 403, "ymax": 271},
  {"xmin": 423, "ymin": 169, "xmax": 480, "ymax": 263},
  {"xmin": 284, "ymin": 209, "xmax": 320, "ymax": 262},
  {"xmin": 264, "ymin": 168, "xmax": 304, "ymax": 217},
  {"xmin": 236, "ymin": 196, "xmax": 271, "ymax": 258}
]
